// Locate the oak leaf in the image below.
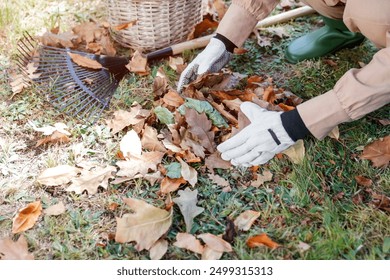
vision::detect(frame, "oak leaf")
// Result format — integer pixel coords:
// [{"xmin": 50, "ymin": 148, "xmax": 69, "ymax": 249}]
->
[
  {"xmin": 68, "ymin": 52, "xmax": 103, "ymax": 69},
  {"xmin": 173, "ymin": 187, "xmax": 204, "ymax": 232},
  {"xmin": 247, "ymin": 233, "xmax": 280, "ymax": 249},
  {"xmin": 360, "ymin": 136, "xmax": 390, "ymax": 168},
  {"xmin": 0, "ymin": 236, "xmax": 34, "ymax": 260},
  {"xmin": 12, "ymin": 201, "xmax": 42, "ymax": 233},
  {"xmin": 115, "ymin": 197, "xmax": 173, "ymax": 251},
  {"xmin": 173, "ymin": 232, "xmax": 204, "ymax": 254},
  {"xmin": 234, "ymin": 210, "xmax": 260, "ymax": 231}
]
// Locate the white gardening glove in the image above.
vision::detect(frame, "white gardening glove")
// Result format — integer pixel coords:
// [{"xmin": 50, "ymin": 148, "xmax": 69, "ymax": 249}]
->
[
  {"xmin": 217, "ymin": 102, "xmax": 296, "ymax": 167},
  {"xmin": 177, "ymin": 38, "xmax": 232, "ymax": 93}
]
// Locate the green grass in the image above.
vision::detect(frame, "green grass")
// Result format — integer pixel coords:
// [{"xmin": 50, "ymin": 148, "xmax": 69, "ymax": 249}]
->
[{"xmin": 0, "ymin": 1, "xmax": 389, "ymax": 260}]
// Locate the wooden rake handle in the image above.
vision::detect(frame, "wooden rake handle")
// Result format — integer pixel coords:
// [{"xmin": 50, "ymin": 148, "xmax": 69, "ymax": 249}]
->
[{"xmin": 146, "ymin": 6, "xmax": 316, "ymax": 61}]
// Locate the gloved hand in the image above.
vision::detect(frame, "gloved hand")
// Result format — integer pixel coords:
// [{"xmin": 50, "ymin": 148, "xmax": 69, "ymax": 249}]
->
[
  {"xmin": 177, "ymin": 37, "xmax": 232, "ymax": 93},
  {"xmin": 217, "ymin": 102, "xmax": 296, "ymax": 167}
]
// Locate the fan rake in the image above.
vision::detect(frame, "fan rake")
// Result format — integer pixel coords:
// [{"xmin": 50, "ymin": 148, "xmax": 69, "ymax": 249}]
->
[{"xmin": 16, "ymin": 32, "xmax": 130, "ymax": 123}]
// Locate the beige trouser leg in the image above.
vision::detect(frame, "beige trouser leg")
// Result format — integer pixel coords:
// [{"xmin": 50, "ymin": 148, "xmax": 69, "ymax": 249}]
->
[{"xmin": 300, "ymin": 0, "xmax": 345, "ymax": 19}]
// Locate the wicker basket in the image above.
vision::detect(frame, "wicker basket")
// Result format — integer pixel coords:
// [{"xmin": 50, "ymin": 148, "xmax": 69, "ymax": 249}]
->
[{"xmin": 106, "ymin": 0, "xmax": 203, "ymax": 51}]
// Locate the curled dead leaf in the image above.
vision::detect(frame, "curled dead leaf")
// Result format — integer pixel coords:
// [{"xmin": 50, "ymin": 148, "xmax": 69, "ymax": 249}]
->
[
  {"xmin": 68, "ymin": 52, "xmax": 103, "ymax": 69},
  {"xmin": 12, "ymin": 201, "xmax": 42, "ymax": 233},
  {"xmin": 247, "ymin": 233, "xmax": 280, "ymax": 249}
]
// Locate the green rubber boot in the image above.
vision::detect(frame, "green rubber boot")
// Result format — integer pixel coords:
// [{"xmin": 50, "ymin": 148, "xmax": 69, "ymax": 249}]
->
[{"xmin": 285, "ymin": 16, "xmax": 365, "ymax": 63}]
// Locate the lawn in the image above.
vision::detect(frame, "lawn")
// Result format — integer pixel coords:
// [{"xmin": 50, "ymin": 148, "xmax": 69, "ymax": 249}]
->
[{"xmin": 0, "ymin": 0, "xmax": 389, "ymax": 260}]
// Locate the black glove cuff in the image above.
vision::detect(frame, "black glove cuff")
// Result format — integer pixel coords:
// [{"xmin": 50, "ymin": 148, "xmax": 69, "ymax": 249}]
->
[
  {"xmin": 214, "ymin": 33, "xmax": 237, "ymax": 53},
  {"xmin": 281, "ymin": 109, "xmax": 310, "ymax": 141}
]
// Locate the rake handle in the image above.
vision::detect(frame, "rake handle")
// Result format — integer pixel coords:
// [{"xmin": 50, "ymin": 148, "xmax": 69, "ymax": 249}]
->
[{"xmin": 146, "ymin": 6, "xmax": 316, "ymax": 61}]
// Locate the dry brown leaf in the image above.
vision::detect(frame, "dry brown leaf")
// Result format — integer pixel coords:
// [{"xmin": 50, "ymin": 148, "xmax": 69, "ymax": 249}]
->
[
  {"xmin": 355, "ymin": 175, "xmax": 373, "ymax": 187},
  {"xmin": 40, "ymin": 31, "xmax": 75, "ymax": 48},
  {"xmin": 117, "ymin": 151, "xmax": 165, "ymax": 179},
  {"xmin": 66, "ymin": 165, "xmax": 116, "ymax": 195},
  {"xmin": 113, "ymin": 20, "xmax": 137, "ymax": 31},
  {"xmin": 197, "ymin": 233, "xmax": 233, "ymax": 253},
  {"xmin": 213, "ymin": 0, "xmax": 228, "ymax": 19},
  {"xmin": 43, "ymin": 201, "xmax": 66, "ymax": 216},
  {"xmin": 201, "ymin": 245, "xmax": 223, "ymax": 260},
  {"xmin": 177, "ymin": 157, "xmax": 198, "ymax": 187},
  {"xmin": 205, "ymin": 152, "xmax": 232, "ymax": 172},
  {"xmin": 162, "ymin": 90, "xmax": 185, "ymax": 108},
  {"xmin": 173, "ymin": 232, "xmax": 204, "ymax": 254},
  {"xmin": 173, "ymin": 187, "xmax": 204, "ymax": 232},
  {"xmin": 371, "ymin": 193, "xmax": 390, "ymax": 212},
  {"xmin": 189, "ymin": 15, "xmax": 218, "ymax": 39},
  {"xmin": 250, "ymin": 170, "xmax": 273, "ymax": 187},
  {"xmin": 68, "ymin": 52, "xmax": 103, "ymax": 69},
  {"xmin": 126, "ymin": 50, "xmax": 149, "ymax": 74},
  {"xmin": 141, "ymin": 125, "xmax": 167, "ymax": 153},
  {"xmin": 208, "ymin": 174, "xmax": 229, "ymax": 187},
  {"xmin": 234, "ymin": 210, "xmax": 260, "ymax": 231},
  {"xmin": 360, "ymin": 136, "xmax": 390, "ymax": 168},
  {"xmin": 168, "ymin": 56, "xmax": 185, "ymax": 72},
  {"xmin": 298, "ymin": 241, "xmax": 311, "ymax": 252},
  {"xmin": 247, "ymin": 233, "xmax": 280, "ymax": 249},
  {"xmin": 185, "ymin": 108, "xmax": 215, "ymax": 153},
  {"xmin": 282, "ymin": 139, "xmax": 305, "ymax": 164},
  {"xmin": 149, "ymin": 239, "xmax": 168, "ymax": 260},
  {"xmin": 0, "ymin": 236, "xmax": 34, "ymax": 260},
  {"xmin": 100, "ymin": 34, "xmax": 117, "ymax": 56},
  {"xmin": 379, "ymin": 119, "xmax": 390, "ymax": 126},
  {"xmin": 35, "ymin": 130, "xmax": 70, "ymax": 147},
  {"xmin": 115, "ymin": 197, "xmax": 173, "ymax": 251},
  {"xmin": 37, "ymin": 165, "xmax": 80, "ymax": 186},
  {"xmin": 12, "ymin": 201, "xmax": 42, "ymax": 233},
  {"xmin": 160, "ymin": 177, "xmax": 186, "ymax": 194},
  {"xmin": 106, "ymin": 106, "xmax": 150, "ymax": 134},
  {"xmin": 327, "ymin": 126, "xmax": 340, "ymax": 140}
]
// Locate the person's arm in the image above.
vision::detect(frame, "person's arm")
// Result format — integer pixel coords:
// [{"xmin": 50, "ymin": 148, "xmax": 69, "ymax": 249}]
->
[{"xmin": 297, "ymin": 47, "xmax": 390, "ymax": 139}]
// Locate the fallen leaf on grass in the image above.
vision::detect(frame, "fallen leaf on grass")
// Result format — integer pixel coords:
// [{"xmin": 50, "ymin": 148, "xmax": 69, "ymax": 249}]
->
[
  {"xmin": 355, "ymin": 175, "xmax": 373, "ymax": 187},
  {"xmin": 205, "ymin": 152, "xmax": 231, "ymax": 172},
  {"xmin": 371, "ymin": 193, "xmax": 390, "ymax": 212},
  {"xmin": 66, "ymin": 165, "xmax": 116, "ymax": 195},
  {"xmin": 247, "ymin": 233, "xmax": 280, "ymax": 249},
  {"xmin": 282, "ymin": 139, "xmax": 305, "ymax": 164},
  {"xmin": 208, "ymin": 174, "xmax": 229, "ymax": 188},
  {"xmin": 160, "ymin": 177, "xmax": 186, "ymax": 194},
  {"xmin": 115, "ymin": 197, "xmax": 173, "ymax": 251},
  {"xmin": 12, "ymin": 201, "xmax": 42, "ymax": 233},
  {"xmin": 116, "ymin": 151, "xmax": 165, "ymax": 179},
  {"xmin": 173, "ymin": 232, "xmax": 204, "ymax": 254},
  {"xmin": 106, "ymin": 107, "xmax": 150, "ymax": 134},
  {"xmin": 68, "ymin": 52, "xmax": 103, "ymax": 69},
  {"xmin": 250, "ymin": 170, "xmax": 273, "ymax": 187},
  {"xmin": 173, "ymin": 187, "xmax": 204, "ymax": 232},
  {"xmin": 327, "ymin": 126, "xmax": 340, "ymax": 140},
  {"xmin": 198, "ymin": 233, "xmax": 233, "ymax": 253},
  {"xmin": 234, "ymin": 210, "xmax": 260, "ymax": 231},
  {"xmin": 162, "ymin": 90, "xmax": 185, "ymax": 108},
  {"xmin": 202, "ymin": 245, "xmax": 223, "ymax": 260},
  {"xmin": 360, "ymin": 136, "xmax": 390, "ymax": 168},
  {"xmin": 177, "ymin": 157, "xmax": 198, "ymax": 187},
  {"xmin": 298, "ymin": 241, "xmax": 311, "ymax": 252},
  {"xmin": 36, "ymin": 131, "xmax": 70, "ymax": 147},
  {"xmin": 126, "ymin": 50, "xmax": 149, "ymax": 75},
  {"xmin": 149, "ymin": 239, "xmax": 168, "ymax": 260},
  {"xmin": 0, "ymin": 236, "xmax": 34, "ymax": 260},
  {"xmin": 141, "ymin": 125, "xmax": 167, "ymax": 153},
  {"xmin": 43, "ymin": 201, "xmax": 66, "ymax": 216},
  {"xmin": 37, "ymin": 165, "xmax": 80, "ymax": 186}
]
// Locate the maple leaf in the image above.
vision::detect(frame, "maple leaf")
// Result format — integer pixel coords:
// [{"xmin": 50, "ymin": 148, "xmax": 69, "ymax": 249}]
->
[
  {"xmin": 234, "ymin": 210, "xmax": 261, "ymax": 231},
  {"xmin": 177, "ymin": 157, "xmax": 198, "ymax": 187},
  {"xmin": 116, "ymin": 151, "xmax": 165, "ymax": 179},
  {"xmin": 360, "ymin": 136, "xmax": 390, "ymax": 168},
  {"xmin": 247, "ymin": 233, "xmax": 280, "ymax": 249},
  {"xmin": 173, "ymin": 232, "xmax": 204, "ymax": 254},
  {"xmin": 68, "ymin": 52, "xmax": 103, "ymax": 69},
  {"xmin": 0, "ymin": 236, "xmax": 34, "ymax": 260},
  {"xmin": 12, "ymin": 201, "xmax": 42, "ymax": 233},
  {"xmin": 43, "ymin": 201, "xmax": 66, "ymax": 216},
  {"xmin": 115, "ymin": 197, "xmax": 173, "ymax": 251},
  {"xmin": 173, "ymin": 187, "xmax": 204, "ymax": 232},
  {"xmin": 66, "ymin": 165, "xmax": 116, "ymax": 195},
  {"xmin": 149, "ymin": 239, "xmax": 168, "ymax": 260},
  {"xmin": 37, "ymin": 165, "xmax": 80, "ymax": 186},
  {"xmin": 185, "ymin": 108, "xmax": 215, "ymax": 153},
  {"xmin": 197, "ymin": 233, "xmax": 233, "ymax": 253}
]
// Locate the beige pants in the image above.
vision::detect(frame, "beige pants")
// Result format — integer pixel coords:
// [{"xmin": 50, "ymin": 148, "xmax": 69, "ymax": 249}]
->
[{"xmin": 303, "ymin": 0, "xmax": 390, "ymax": 48}]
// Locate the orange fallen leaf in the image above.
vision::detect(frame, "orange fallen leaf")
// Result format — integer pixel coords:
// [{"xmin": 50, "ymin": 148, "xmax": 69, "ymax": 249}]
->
[
  {"xmin": 355, "ymin": 175, "xmax": 373, "ymax": 187},
  {"xmin": 113, "ymin": 20, "xmax": 137, "ymax": 31},
  {"xmin": 35, "ymin": 130, "xmax": 70, "ymax": 147},
  {"xmin": 12, "ymin": 201, "xmax": 42, "ymax": 233},
  {"xmin": 360, "ymin": 136, "xmax": 390, "ymax": 168},
  {"xmin": 247, "ymin": 233, "xmax": 280, "ymax": 249},
  {"xmin": 68, "ymin": 52, "xmax": 103, "ymax": 69},
  {"xmin": 160, "ymin": 177, "xmax": 186, "ymax": 194}
]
